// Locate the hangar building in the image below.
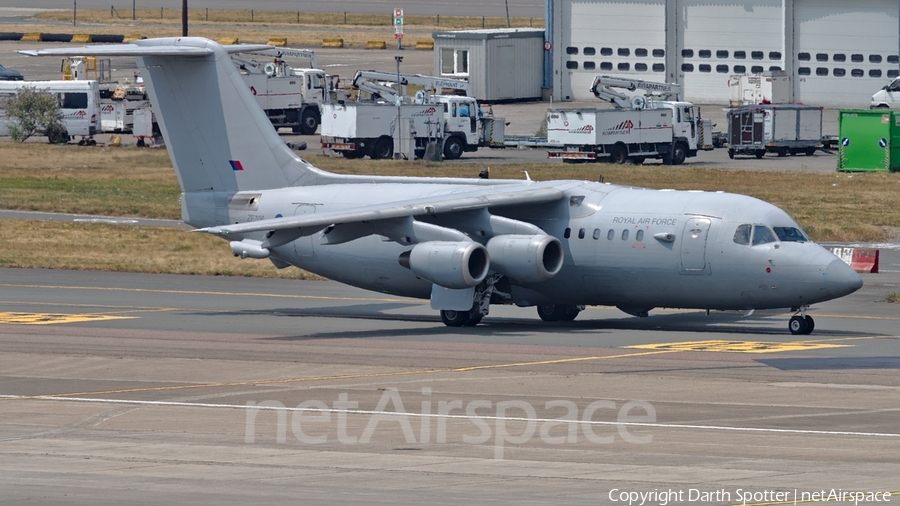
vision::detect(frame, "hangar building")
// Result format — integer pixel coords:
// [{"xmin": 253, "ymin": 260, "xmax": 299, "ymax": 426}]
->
[{"xmin": 549, "ymin": 0, "xmax": 900, "ymax": 107}]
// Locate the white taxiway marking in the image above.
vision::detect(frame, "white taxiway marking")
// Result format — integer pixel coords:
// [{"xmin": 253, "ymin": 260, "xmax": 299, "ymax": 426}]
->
[{"xmin": 2, "ymin": 395, "xmax": 898, "ymax": 438}]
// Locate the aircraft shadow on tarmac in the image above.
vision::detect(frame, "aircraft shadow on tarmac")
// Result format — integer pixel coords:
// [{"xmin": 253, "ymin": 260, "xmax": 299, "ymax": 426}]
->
[{"xmin": 190, "ymin": 304, "xmax": 882, "ymax": 341}]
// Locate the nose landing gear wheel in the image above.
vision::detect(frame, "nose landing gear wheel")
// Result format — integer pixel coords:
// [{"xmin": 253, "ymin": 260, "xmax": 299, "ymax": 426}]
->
[{"xmin": 788, "ymin": 315, "xmax": 814, "ymax": 335}]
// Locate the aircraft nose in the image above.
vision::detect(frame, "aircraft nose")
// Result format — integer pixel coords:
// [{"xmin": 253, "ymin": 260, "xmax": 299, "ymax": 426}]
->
[{"xmin": 824, "ymin": 258, "xmax": 863, "ymax": 298}]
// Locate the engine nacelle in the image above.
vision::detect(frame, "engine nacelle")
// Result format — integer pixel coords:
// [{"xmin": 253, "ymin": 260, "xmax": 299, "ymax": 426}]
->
[
  {"xmin": 230, "ymin": 240, "xmax": 270, "ymax": 259},
  {"xmin": 398, "ymin": 241, "xmax": 489, "ymax": 289},
  {"xmin": 486, "ymin": 234, "xmax": 563, "ymax": 283}
]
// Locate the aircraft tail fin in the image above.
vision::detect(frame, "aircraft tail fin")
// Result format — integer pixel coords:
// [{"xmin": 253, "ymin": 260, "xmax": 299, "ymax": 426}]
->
[{"xmin": 23, "ymin": 38, "xmax": 326, "ymax": 193}]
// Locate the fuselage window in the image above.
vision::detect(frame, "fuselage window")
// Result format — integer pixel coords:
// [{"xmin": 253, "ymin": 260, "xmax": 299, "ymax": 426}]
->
[
  {"xmin": 593, "ymin": 228, "xmax": 601, "ymax": 240},
  {"xmin": 773, "ymin": 227, "xmax": 808, "ymax": 242},
  {"xmin": 621, "ymin": 229, "xmax": 629, "ymax": 241},
  {"xmin": 578, "ymin": 228, "xmax": 586, "ymax": 239},
  {"xmin": 733, "ymin": 224, "xmax": 751, "ymax": 245},
  {"xmin": 607, "ymin": 229, "xmax": 615, "ymax": 241},
  {"xmin": 752, "ymin": 225, "xmax": 777, "ymax": 246},
  {"xmin": 636, "ymin": 230, "xmax": 644, "ymax": 241},
  {"xmin": 564, "ymin": 228, "xmax": 571, "ymax": 239}
]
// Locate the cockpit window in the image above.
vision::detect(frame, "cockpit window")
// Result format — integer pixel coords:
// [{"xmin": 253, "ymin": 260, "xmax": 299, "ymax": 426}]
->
[
  {"xmin": 752, "ymin": 225, "xmax": 777, "ymax": 245},
  {"xmin": 773, "ymin": 227, "xmax": 808, "ymax": 242},
  {"xmin": 733, "ymin": 224, "xmax": 751, "ymax": 245}
]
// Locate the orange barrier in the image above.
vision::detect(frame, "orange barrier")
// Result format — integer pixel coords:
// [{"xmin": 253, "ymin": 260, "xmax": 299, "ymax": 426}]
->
[{"xmin": 831, "ymin": 247, "xmax": 879, "ymax": 273}]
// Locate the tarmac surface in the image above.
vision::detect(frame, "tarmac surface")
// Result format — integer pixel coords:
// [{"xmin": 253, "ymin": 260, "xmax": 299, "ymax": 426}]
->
[{"xmin": 1, "ymin": 267, "xmax": 899, "ymax": 505}]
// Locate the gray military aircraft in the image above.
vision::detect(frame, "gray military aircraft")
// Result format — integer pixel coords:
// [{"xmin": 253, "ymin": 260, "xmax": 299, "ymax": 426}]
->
[{"xmin": 23, "ymin": 38, "xmax": 863, "ymax": 334}]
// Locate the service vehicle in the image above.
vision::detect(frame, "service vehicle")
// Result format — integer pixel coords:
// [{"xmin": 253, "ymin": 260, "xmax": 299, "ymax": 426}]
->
[
  {"xmin": 725, "ymin": 104, "xmax": 823, "ymax": 158},
  {"xmin": 871, "ymin": 76, "xmax": 900, "ymax": 109},
  {"xmin": 336, "ymin": 70, "xmax": 505, "ymax": 160},
  {"xmin": 232, "ymin": 47, "xmax": 327, "ymax": 134},
  {"xmin": 0, "ymin": 79, "xmax": 99, "ymax": 142},
  {"xmin": 547, "ymin": 76, "xmax": 713, "ymax": 164},
  {"xmin": 320, "ymin": 101, "xmax": 444, "ymax": 159}
]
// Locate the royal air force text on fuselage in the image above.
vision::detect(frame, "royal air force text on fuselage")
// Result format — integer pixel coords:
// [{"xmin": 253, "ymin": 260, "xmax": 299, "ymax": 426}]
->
[{"xmin": 612, "ymin": 217, "xmax": 679, "ymax": 227}]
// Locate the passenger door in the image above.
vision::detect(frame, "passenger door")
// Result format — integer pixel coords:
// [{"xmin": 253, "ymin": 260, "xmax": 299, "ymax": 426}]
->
[{"xmin": 680, "ymin": 217, "xmax": 711, "ymax": 273}]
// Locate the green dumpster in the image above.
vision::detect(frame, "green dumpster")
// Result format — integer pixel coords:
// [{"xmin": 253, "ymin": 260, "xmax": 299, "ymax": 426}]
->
[{"xmin": 838, "ymin": 109, "xmax": 900, "ymax": 172}]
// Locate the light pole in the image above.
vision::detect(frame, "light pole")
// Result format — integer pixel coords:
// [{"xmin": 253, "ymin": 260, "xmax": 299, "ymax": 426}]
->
[
  {"xmin": 394, "ymin": 56, "xmax": 403, "ymax": 159},
  {"xmin": 182, "ymin": 0, "xmax": 188, "ymax": 36}
]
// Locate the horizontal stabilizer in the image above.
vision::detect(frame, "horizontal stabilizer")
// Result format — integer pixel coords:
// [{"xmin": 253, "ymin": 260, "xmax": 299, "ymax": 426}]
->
[{"xmin": 20, "ymin": 41, "xmax": 272, "ymax": 58}]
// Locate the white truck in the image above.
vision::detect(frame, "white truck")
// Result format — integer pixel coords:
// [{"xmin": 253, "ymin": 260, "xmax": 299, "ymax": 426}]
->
[
  {"xmin": 232, "ymin": 48, "xmax": 328, "ymax": 135},
  {"xmin": 547, "ymin": 76, "xmax": 713, "ymax": 164},
  {"xmin": 320, "ymin": 102, "xmax": 443, "ymax": 159},
  {"xmin": 0, "ymin": 79, "xmax": 100, "ymax": 143},
  {"xmin": 871, "ymin": 76, "xmax": 900, "ymax": 109},
  {"xmin": 335, "ymin": 70, "xmax": 505, "ymax": 160}
]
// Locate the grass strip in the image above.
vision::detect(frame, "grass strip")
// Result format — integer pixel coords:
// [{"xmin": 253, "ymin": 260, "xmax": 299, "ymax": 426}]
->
[{"xmin": 0, "ymin": 220, "xmax": 317, "ymax": 279}]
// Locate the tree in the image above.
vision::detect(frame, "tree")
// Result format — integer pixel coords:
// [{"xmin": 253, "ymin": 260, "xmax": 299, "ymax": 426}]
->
[{"xmin": 3, "ymin": 87, "xmax": 67, "ymax": 143}]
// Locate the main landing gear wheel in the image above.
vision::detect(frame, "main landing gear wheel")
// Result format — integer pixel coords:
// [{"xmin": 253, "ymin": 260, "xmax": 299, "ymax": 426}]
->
[
  {"xmin": 441, "ymin": 309, "xmax": 469, "ymax": 327},
  {"xmin": 788, "ymin": 315, "xmax": 815, "ymax": 335},
  {"xmin": 537, "ymin": 305, "xmax": 582, "ymax": 322},
  {"xmin": 441, "ymin": 308, "xmax": 482, "ymax": 327}
]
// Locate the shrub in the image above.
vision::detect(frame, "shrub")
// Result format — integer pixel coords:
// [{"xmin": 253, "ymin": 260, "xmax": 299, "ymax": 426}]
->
[{"xmin": 3, "ymin": 87, "xmax": 66, "ymax": 143}]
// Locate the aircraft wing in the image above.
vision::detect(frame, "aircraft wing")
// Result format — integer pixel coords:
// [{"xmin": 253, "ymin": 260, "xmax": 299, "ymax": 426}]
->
[{"xmin": 199, "ymin": 184, "xmax": 565, "ymax": 237}]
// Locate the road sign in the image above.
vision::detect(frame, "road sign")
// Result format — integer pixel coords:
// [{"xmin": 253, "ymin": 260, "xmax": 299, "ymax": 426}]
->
[
  {"xmin": 394, "ymin": 8, "xmax": 403, "ymax": 17},
  {"xmin": 394, "ymin": 16, "xmax": 403, "ymax": 26},
  {"xmin": 394, "ymin": 33, "xmax": 404, "ymax": 39},
  {"xmin": 543, "ymin": 40, "xmax": 552, "ymax": 51},
  {"xmin": 395, "ymin": 25, "xmax": 403, "ymax": 34}
]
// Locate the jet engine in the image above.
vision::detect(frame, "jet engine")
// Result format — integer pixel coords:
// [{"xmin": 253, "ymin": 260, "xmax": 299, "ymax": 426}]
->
[
  {"xmin": 486, "ymin": 234, "xmax": 564, "ymax": 283},
  {"xmin": 230, "ymin": 240, "xmax": 269, "ymax": 259},
  {"xmin": 398, "ymin": 241, "xmax": 489, "ymax": 289}
]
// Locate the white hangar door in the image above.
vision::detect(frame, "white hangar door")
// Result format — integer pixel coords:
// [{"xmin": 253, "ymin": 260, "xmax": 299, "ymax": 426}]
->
[
  {"xmin": 793, "ymin": 0, "xmax": 898, "ymax": 108},
  {"xmin": 676, "ymin": 0, "xmax": 783, "ymax": 104},
  {"xmin": 558, "ymin": 0, "xmax": 666, "ymax": 101}
]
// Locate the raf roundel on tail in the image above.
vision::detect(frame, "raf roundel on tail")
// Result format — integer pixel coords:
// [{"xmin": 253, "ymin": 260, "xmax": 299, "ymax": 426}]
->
[{"xmin": 21, "ymin": 38, "xmax": 863, "ymax": 332}]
